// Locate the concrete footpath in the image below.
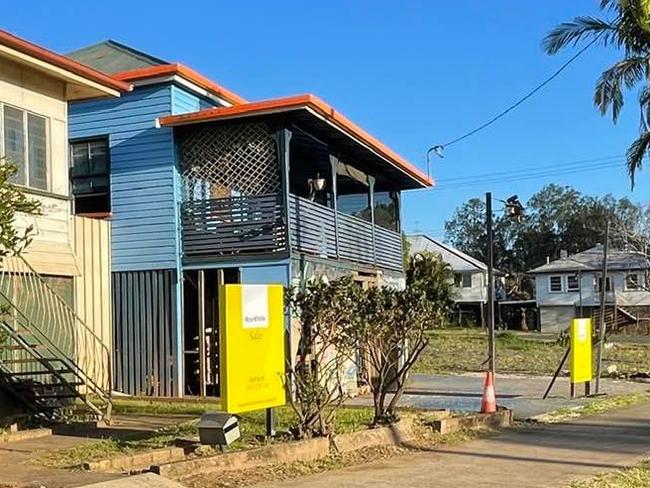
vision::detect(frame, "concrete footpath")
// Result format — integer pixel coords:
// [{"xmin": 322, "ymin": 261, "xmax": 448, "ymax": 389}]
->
[{"xmin": 253, "ymin": 402, "xmax": 650, "ymax": 488}]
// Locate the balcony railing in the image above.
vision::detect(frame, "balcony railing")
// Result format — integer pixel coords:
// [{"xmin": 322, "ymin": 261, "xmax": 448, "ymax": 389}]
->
[
  {"xmin": 181, "ymin": 194, "xmax": 287, "ymax": 260},
  {"xmin": 290, "ymin": 195, "xmax": 402, "ymax": 271},
  {"xmin": 181, "ymin": 193, "xmax": 403, "ymax": 271}
]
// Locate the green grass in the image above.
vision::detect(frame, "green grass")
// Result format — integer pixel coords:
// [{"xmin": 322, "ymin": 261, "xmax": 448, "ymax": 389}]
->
[
  {"xmin": 535, "ymin": 391, "xmax": 650, "ymax": 423},
  {"xmin": 37, "ymin": 421, "xmax": 198, "ymax": 469},
  {"xmin": 414, "ymin": 328, "xmax": 650, "ymax": 376},
  {"xmin": 568, "ymin": 459, "xmax": 650, "ymax": 487},
  {"xmin": 112, "ymin": 397, "xmax": 221, "ymax": 416},
  {"xmin": 36, "ymin": 403, "xmax": 375, "ymax": 469}
]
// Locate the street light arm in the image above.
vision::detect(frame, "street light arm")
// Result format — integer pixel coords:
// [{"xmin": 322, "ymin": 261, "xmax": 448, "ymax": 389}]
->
[{"xmin": 425, "ymin": 145, "xmax": 444, "ymax": 178}]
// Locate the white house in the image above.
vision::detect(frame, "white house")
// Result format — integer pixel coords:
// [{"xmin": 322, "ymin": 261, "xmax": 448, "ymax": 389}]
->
[
  {"xmin": 528, "ymin": 245, "xmax": 650, "ymax": 333},
  {"xmin": 408, "ymin": 234, "xmax": 489, "ymax": 326}
]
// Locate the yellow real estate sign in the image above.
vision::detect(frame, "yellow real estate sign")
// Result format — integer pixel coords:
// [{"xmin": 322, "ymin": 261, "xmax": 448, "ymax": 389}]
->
[
  {"xmin": 570, "ymin": 318, "xmax": 592, "ymax": 384},
  {"xmin": 219, "ymin": 284, "xmax": 286, "ymax": 413}
]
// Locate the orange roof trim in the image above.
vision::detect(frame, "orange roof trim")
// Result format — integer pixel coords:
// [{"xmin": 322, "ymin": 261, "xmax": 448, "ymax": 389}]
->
[
  {"xmin": 160, "ymin": 94, "xmax": 433, "ymax": 188},
  {"xmin": 0, "ymin": 30, "xmax": 132, "ymax": 93},
  {"xmin": 113, "ymin": 64, "xmax": 247, "ymax": 106}
]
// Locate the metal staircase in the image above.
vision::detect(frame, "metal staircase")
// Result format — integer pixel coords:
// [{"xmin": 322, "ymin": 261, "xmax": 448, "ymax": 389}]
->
[{"xmin": 0, "ymin": 255, "xmax": 111, "ymax": 422}]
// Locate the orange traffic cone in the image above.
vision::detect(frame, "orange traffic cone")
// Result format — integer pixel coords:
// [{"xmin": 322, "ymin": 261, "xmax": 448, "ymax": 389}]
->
[{"xmin": 480, "ymin": 371, "xmax": 497, "ymax": 413}]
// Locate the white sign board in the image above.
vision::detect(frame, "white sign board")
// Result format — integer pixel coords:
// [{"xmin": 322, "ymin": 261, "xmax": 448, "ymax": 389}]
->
[{"xmin": 241, "ymin": 285, "xmax": 269, "ymax": 329}]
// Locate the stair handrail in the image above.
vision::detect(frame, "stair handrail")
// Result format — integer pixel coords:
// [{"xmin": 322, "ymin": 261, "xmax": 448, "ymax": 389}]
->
[
  {"xmin": 0, "ymin": 318, "xmax": 104, "ymax": 418},
  {"xmin": 0, "ymin": 254, "xmax": 111, "ymax": 406}
]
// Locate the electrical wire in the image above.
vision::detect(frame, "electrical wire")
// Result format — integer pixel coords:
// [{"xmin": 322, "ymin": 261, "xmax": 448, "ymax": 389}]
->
[
  {"xmin": 436, "ymin": 155, "xmax": 622, "ymax": 184},
  {"xmin": 435, "ymin": 33, "xmax": 606, "ymax": 150},
  {"xmin": 433, "ymin": 161, "xmax": 626, "ymax": 191}
]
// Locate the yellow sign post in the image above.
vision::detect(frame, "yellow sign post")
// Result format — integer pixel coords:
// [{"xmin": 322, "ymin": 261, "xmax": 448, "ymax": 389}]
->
[
  {"xmin": 219, "ymin": 284, "xmax": 286, "ymax": 414},
  {"xmin": 569, "ymin": 318, "xmax": 592, "ymax": 397}
]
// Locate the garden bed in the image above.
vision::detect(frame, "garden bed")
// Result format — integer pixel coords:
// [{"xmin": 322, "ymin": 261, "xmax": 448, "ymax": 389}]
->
[{"xmin": 34, "ymin": 399, "xmax": 508, "ymax": 481}]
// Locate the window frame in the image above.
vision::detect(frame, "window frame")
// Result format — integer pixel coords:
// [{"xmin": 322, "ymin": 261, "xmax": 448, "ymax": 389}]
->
[
  {"xmin": 453, "ymin": 272, "xmax": 472, "ymax": 289},
  {"xmin": 69, "ymin": 135, "xmax": 111, "ymax": 216},
  {"xmin": 0, "ymin": 102, "xmax": 50, "ymax": 191},
  {"xmin": 548, "ymin": 275, "xmax": 564, "ymax": 293},
  {"xmin": 624, "ymin": 273, "xmax": 641, "ymax": 291},
  {"xmin": 566, "ymin": 274, "xmax": 580, "ymax": 292},
  {"xmin": 593, "ymin": 276, "xmax": 613, "ymax": 293},
  {"xmin": 461, "ymin": 272, "xmax": 472, "ymax": 288}
]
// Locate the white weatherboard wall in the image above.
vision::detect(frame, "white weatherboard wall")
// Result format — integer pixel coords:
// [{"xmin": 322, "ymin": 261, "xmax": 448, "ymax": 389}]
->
[
  {"xmin": 73, "ymin": 216, "xmax": 112, "ymax": 366},
  {"xmin": 454, "ymin": 271, "xmax": 486, "ymax": 303},
  {"xmin": 0, "ymin": 56, "xmax": 78, "ymax": 276},
  {"xmin": 535, "ymin": 271, "xmax": 650, "ymax": 307}
]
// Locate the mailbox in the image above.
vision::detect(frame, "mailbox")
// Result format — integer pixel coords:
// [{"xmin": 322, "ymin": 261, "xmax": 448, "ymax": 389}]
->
[{"xmin": 197, "ymin": 412, "xmax": 240, "ymax": 446}]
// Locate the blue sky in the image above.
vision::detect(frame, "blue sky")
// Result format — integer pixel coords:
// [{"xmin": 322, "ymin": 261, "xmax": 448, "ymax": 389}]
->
[{"xmin": 4, "ymin": 1, "xmax": 647, "ymax": 239}]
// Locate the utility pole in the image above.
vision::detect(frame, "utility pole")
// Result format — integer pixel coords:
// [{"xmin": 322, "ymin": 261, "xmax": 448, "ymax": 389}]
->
[
  {"xmin": 595, "ymin": 221, "xmax": 610, "ymax": 394},
  {"xmin": 486, "ymin": 192, "xmax": 495, "ymax": 376}
]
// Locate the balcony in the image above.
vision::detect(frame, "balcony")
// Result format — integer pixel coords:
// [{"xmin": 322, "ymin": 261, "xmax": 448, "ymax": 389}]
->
[{"xmin": 181, "ymin": 193, "xmax": 403, "ymax": 271}]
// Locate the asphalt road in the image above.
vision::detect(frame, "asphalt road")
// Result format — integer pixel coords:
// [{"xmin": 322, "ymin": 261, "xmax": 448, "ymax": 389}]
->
[{"xmin": 348, "ymin": 373, "xmax": 650, "ymax": 419}]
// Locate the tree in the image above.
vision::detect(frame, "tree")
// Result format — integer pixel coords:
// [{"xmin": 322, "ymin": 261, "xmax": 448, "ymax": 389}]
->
[
  {"xmin": 0, "ymin": 157, "xmax": 39, "ymax": 259},
  {"xmin": 544, "ymin": 0, "xmax": 650, "ymax": 186},
  {"xmin": 351, "ymin": 253, "xmax": 453, "ymax": 425},
  {"xmin": 444, "ymin": 185, "xmax": 650, "ymax": 297},
  {"xmin": 285, "ymin": 278, "xmax": 360, "ymax": 438},
  {"xmin": 407, "ymin": 251, "xmax": 455, "ymax": 314}
]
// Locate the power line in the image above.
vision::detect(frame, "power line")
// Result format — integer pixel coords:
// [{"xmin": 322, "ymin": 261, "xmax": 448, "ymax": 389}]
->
[
  {"xmin": 436, "ymin": 155, "xmax": 622, "ymax": 184},
  {"xmin": 437, "ymin": 161, "xmax": 625, "ymax": 189},
  {"xmin": 433, "ymin": 161, "xmax": 626, "ymax": 191},
  {"xmin": 436, "ymin": 33, "xmax": 605, "ymax": 150}
]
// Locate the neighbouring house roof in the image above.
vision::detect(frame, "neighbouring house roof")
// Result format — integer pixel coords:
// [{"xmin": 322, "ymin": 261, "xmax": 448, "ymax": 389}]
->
[
  {"xmin": 67, "ymin": 41, "xmax": 246, "ymax": 106},
  {"xmin": 66, "ymin": 40, "xmax": 167, "ymax": 73},
  {"xmin": 160, "ymin": 94, "xmax": 433, "ymax": 189},
  {"xmin": 112, "ymin": 64, "xmax": 247, "ymax": 105},
  {"xmin": 528, "ymin": 244, "xmax": 650, "ymax": 274},
  {"xmin": 407, "ymin": 234, "xmax": 487, "ymax": 272},
  {"xmin": 0, "ymin": 30, "xmax": 131, "ymax": 99}
]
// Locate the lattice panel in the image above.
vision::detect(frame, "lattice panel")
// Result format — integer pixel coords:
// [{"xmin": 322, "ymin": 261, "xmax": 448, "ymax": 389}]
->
[{"xmin": 179, "ymin": 123, "xmax": 280, "ymax": 201}]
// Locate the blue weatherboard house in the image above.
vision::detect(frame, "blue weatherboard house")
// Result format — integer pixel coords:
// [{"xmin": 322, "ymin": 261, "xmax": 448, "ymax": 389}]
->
[{"xmin": 67, "ymin": 41, "xmax": 432, "ymax": 398}]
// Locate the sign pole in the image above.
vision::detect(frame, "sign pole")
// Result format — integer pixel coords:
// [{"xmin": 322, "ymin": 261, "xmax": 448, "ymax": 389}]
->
[{"xmin": 265, "ymin": 408, "xmax": 275, "ymax": 438}]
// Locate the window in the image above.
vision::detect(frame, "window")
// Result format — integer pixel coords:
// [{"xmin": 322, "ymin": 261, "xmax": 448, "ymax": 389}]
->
[
  {"xmin": 625, "ymin": 273, "xmax": 640, "ymax": 291},
  {"xmin": 1, "ymin": 104, "xmax": 49, "ymax": 190},
  {"xmin": 28, "ymin": 114, "xmax": 47, "ymax": 190},
  {"xmin": 594, "ymin": 276, "xmax": 612, "ymax": 292},
  {"xmin": 549, "ymin": 275, "xmax": 563, "ymax": 292},
  {"xmin": 454, "ymin": 273, "xmax": 472, "ymax": 288},
  {"xmin": 567, "ymin": 275, "xmax": 580, "ymax": 292},
  {"xmin": 70, "ymin": 137, "xmax": 110, "ymax": 214},
  {"xmin": 373, "ymin": 191, "xmax": 399, "ymax": 231}
]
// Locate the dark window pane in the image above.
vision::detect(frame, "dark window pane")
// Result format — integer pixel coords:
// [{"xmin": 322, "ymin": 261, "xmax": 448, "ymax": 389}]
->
[
  {"xmin": 88, "ymin": 140, "xmax": 107, "ymax": 174},
  {"xmin": 549, "ymin": 276, "xmax": 562, "ymax": 292},
  {"xmin": 28, "ymin": 113, "xmax": 47, "ymax": 190},
  {"xmin": 70, "ymin": 137, "xmax": 110, "ymax": 214},
  {"xmin": 454, "ymin": 273, "xmax": 462, "ymax": 287},
  {"xmin": 4, "ymin": 106, "xmax": 25, "ymax": 184},
  {"xmin": 338, "ymin": 193, "xmax": 370, "ymax": 221},
  {"xmin": 373, "ymin": 191, "xmax": 398, "ymax": 231},
  {"xmin": 71, "ymin": 143, "xmax": 90, "ymax": 175},
  {"xmin": 462, "ymin": 273, "xmax": 472, "ymax": 288}
]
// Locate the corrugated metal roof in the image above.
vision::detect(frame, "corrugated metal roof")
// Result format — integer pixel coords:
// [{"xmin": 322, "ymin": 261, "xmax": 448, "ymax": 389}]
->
[
  {"xmin": 66, "ymin": 40, "xmax": 167, "ymax": 74},
  {"xmin": 407, "ymin": 234, "xmax": 487, "ymax": 272},
  {"xmin": 528, "ymin": 244, "xmax": 650, "ymax": 274}
]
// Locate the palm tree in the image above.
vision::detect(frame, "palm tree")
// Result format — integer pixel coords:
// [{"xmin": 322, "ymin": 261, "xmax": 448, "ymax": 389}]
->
[{"xmin": 544, "ymin": 0, "xmax": 650, "ymax": 187}]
